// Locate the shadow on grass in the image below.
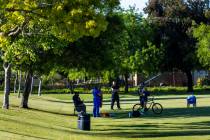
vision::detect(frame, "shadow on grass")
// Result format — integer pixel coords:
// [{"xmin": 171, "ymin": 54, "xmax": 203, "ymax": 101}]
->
[
  {"xmin": 109, "ymin": 106, "xmax": 210, "ymax": 119},
  {"xmin": 82, "ymin": 107, "xmax": 210, "ymax": 138},
  {"xmin": 3, "ymin": 104, "xmax": 210, "ymax": 139},
  {"xmin": 42, "ymin": 99, "xmax": 72, "ymax": 104},
  {"xmin": 153, "ymin": 106, "xmax": 210, "ymax": 119},
  {"xmin": 0, "ymin": 129, "xmax": 52, "ymax": 140},
  {"xmin": 84, "ymin": 129, "xmax": 210, "ymax": 138},
  {"xmin": 29, "ymin": 108, "xmax": 76, "ymax": 116}
]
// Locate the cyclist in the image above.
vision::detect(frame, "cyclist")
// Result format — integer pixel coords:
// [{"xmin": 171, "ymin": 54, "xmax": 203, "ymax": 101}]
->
[{"xmin": 139, "ymin": 83, "xmax": 150, "ymax": 112}]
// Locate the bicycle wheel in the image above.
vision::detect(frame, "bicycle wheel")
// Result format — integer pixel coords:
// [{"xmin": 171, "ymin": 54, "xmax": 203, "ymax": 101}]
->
[
  {"xmin": 132, "ymin": 103, "xmax": 143, "ymax": 112},
  {"xmin": 152, "ymin": 103, "xmax": 163, "ymax": 114}
]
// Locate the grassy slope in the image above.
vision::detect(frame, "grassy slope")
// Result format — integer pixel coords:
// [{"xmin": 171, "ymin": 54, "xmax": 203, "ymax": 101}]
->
[{"xmin": 0, "ymin": 92, "xmax": 210, "ymax": 140}]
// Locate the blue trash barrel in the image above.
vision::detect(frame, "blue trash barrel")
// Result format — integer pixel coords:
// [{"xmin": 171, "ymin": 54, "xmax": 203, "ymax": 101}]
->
[
  {"xmin": 187, "ymin": 95, "xmax": 196, "ymax": 107},
  {"xmin": 78, "ymin": 114, "xmax": 90, "ymax": 130}
]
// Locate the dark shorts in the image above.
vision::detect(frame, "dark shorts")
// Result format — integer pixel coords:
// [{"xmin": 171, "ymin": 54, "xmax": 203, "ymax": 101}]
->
[
  {"xmin": 140, "ymin": 96, "xmax": 148, "ymax": 106},
  {"xmin": 112, "ymin": 93, "xmax": 119, "ymax": 99},
  {"xmin": 140, "ymin": 96, "xmax": 148, "ymax": 102}
]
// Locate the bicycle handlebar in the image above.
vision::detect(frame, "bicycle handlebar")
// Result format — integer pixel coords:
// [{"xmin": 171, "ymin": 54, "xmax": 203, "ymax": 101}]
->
[{"xmin": 148, "ymin": 96, "xmax": 155, "ymax": 102}]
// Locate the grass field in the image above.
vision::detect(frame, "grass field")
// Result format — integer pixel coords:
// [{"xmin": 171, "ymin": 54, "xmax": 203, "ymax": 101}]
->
[{"xmin": 0, "ymin": 91, "xmax": 210, "ymax": 140}]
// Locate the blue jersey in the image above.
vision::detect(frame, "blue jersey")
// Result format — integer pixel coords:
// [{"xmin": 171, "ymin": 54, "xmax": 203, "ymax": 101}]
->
[
  {"xmin": 140, "ymin": 90, "xmax": 150, "ymax": 101},
  {"xmin": 92, "ymin": 88, "xmax": 101, "ymax": 105}
]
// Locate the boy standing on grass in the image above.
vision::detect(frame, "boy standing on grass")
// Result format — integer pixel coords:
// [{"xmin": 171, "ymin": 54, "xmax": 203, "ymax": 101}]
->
[{"xmin": 92, "ymin": 86, "xmax": 102, "ymax": 117}]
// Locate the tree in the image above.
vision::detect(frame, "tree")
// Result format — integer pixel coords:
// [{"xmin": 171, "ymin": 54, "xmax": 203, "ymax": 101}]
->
[
  {"xmin": 193, "ymin": 24, "xmax": 210, "ymax": 69},
  {"xmin": 54, "ymin": 13, "xmax": 128, "ymax": 88},
  {"xmin": 144, "ymin": 0, "xmax": 209, "ymax": 92},
  {"xmin": 118, "ymin": 9, "xmax": 163, "ymax": 92},
  {"xmin": 0, "ymin": 0, "xmax": 120, "ymax": 109}
]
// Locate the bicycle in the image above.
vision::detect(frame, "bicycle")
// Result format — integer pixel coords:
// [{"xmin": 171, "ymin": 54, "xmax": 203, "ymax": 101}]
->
[{"xmin": 132, "ymin": 96, "xmax": 163, "ymax": 114}]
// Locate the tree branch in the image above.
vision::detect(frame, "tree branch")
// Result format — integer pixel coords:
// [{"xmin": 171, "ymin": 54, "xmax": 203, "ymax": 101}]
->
[
  {"xmin": 7, "ymin": 27, "xmax": 21, "ymax": 37},
  {"xmin": 3, "ymin": 63, "xmax": 11, "ymax": 70},
  {"xmin": 5, "ymin": 16, "xmax": 30, "ymax": 37},
  {"xmin": 4, "ymin": 8, "xmax": 47, "ymax": 18}
]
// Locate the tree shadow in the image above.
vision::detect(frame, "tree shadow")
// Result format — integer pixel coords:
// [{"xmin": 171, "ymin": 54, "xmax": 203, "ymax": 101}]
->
[
  {"xmin": 109, "ymin": 106, "xmax": 210, "ymax": 119},
  {"xmin": 86, "ymin": 129, "xmax": 210, "ymax": 138},
  {"xmin": 29, "ymin": 108, "xmax": 76, "ymax": 116},
  {"xmin": 0, "ymin": 129, "xmax": 52, "ymax": 140},
  {"xmin": 151, "ymin": 106, "xmax": 210, "ymax": 119},
  {"xmin": 83, "ymin": 112, "xmax": 210, "ymax": 138},
  {"xmin": 43, "ymin": 99, "xmax": 72, "ymax": 103}
]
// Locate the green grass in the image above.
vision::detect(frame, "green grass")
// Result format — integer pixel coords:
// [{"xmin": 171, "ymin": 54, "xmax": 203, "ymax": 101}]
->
[
  {"xmin": 0, "ymin": 91, "xmax": 210, "ymax": 140},
  {"xmin": 40, "ymin": 86, "xmax": 210, "ymax": 95}
]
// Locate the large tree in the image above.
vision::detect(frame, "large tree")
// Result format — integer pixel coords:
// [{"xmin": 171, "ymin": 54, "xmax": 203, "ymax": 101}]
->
[
  {"xmin": 53, "ymin": 13, "xmax": 126, "ymax": 83},
  {"xmin": 144, "ymin": 0, "xmax": 209, "ymax": 92},
  {"xmin": 117, "ymin": 9, "xmax": 163, "ymax": 92},
  {"xmin": 0, "ymin": 0, "xmax": 120, "ymax": 109}
]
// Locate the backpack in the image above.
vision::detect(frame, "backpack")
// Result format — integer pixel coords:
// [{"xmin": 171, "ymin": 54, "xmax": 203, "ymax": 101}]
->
[{"xmin": 132, "ymin": 110, "xmax": 141, "ymax": 117}]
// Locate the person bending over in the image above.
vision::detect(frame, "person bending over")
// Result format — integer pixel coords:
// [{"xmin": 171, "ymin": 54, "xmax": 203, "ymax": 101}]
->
[{"xmin": 73, "ymin": 92, "xmax": 86, "ymax": 113}]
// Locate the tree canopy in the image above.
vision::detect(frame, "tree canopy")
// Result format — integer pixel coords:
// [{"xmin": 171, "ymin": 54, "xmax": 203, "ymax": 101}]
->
[{"xmin": 144, "ymin": 0, "xmax": 210, "ymax": 91}]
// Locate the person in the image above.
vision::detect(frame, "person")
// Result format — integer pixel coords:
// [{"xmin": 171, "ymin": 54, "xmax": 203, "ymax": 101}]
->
[
  {"xmin": 111, "ymin": 81, "xmax": 121, "ymax": 110},
  {"xmin": 72, "ymin": 92, "xmax": 86, "ymax": 113},
  {"xmin": 139, "ymin": 86, "xmax": 150, "ymax": 112},
  {"xmin": 92, "ymin": 86, "xmax": 102, "ymax": 117}
]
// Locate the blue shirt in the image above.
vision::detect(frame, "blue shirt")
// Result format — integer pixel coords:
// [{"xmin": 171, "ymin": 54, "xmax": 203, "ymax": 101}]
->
[{"xmin": 92, "ymin": 88, "xmax": 101, "ymax": 105}]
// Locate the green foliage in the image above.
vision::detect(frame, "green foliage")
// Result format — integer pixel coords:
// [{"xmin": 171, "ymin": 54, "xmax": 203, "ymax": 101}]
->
[
  {"xmin": 0, "ymin": 0, "xmax": 120, "ymax": 72},
  {"xmin": 144, "ymin": 0, "xmax": 209, "ymax": 92},
  {"xmin": 201, "ymin": 78, "xmax": 210, "ymax": 86},
  {"xmin": 193, "ymin": 24, "xmax": 210, "ymax": 69},
  {"xmin": 68, "ymin": 69, "xmax": 87, "ymax": 80},
  {"xmin": 0, "ymin": 0, "xmax": 120, "ymax": 41},
  {"xmin": 197, "ymin": 77, "xmax": 210, "ymax": 86},
  {"xmin": 144, "ymin": 0, "xmax": 209, "ymax": 71},
  {"xmin": 130, "ymin": 41, "xmax": 163, "ymax": 75},
  {"xmin": 101, "ymin": 70, "xmax": 116, "ymax": 83}
]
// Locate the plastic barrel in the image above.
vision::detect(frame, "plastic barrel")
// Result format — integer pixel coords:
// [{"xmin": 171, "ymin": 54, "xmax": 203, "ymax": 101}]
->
[{"xmin": 78, "ymin": 114, "xmax": 90, "ymax": 130}]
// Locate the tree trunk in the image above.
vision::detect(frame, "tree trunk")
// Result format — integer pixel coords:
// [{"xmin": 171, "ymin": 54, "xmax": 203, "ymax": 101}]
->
[
  {"xmin": 14, "ymin": 71, "xmax": 18, "ymax": 94},
  {"xmin": 2, "ymin": 63, "xmax": 11, "ymax": 109},
  {"xmin": 69, "ymin": 80, "xmax": 75, "ymax": 94},
  {"xmin": 124, "ymin": 73, "xmax": 129, "ymax": 93},
  {"xmin": 17, "ymin": 70, "xmax": 22, "ymax": 98},
  {"xmin": 185, "ymin": 70, "xmax": 193, "ymax": 92},
  {"xmin": 20, "ymin": 70, "xmax": 33, "ymax": 108},
  {"xmin": 38, "ymin": 78, "xmax": 42, "ymax": 96},
  {"xmin": 30, "ymin": 76, "xmax": 34, "ymax": 95}
]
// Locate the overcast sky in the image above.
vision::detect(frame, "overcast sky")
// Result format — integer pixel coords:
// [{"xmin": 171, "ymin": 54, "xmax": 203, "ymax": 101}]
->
[{"xmin": 120, "ymin": 0, "xmax": 148, "ymax": 13}]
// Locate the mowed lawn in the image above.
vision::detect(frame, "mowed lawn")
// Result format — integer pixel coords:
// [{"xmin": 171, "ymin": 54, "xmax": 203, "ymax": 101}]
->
[{"xmin": 0, "ymin": 92, "xmax": 210, "ymax": 140}]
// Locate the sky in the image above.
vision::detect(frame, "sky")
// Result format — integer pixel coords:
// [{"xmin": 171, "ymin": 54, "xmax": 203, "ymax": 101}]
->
[{"xmin": 120, "ymin": 0, "xmax": 148, "ymax": 13}]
